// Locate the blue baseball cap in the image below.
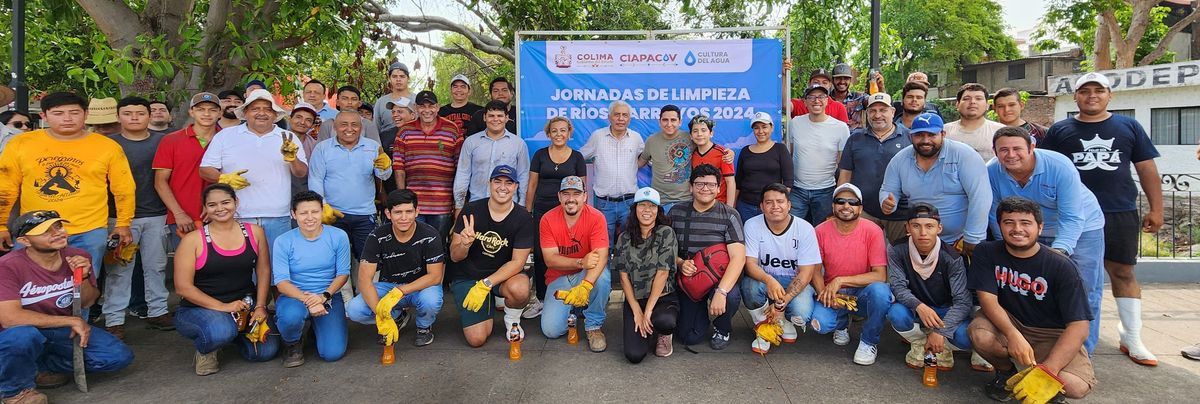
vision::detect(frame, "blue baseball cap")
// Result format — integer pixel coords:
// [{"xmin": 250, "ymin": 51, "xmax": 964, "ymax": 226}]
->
[
  {"xmin": 245, "ymin": 79, "xmax": 267, "ymax": 90},
  {"xmin": 633, "ymin": 187, "xmax": 661, "ymax": 206},
  {"xmin": 909, "ymin": 112, "xmax": 944, "ymax": 135},
  {"xmin": 489, "ymin": 165, "xmax": 519, "ymax": 182}
]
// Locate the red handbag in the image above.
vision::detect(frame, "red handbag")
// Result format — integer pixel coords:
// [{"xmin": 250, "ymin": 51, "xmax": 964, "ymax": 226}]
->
[{"xmin": 677, "ymin": 243, "xmax": 729, "ymax": 302}]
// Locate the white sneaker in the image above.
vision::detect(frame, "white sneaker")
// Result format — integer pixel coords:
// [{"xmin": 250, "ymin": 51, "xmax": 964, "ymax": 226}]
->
[
  {"xmin": 522, "ymin": 296, "xmax": 543, "ymax": 319},
  {"xmin": 781, "ymin": 320, "xmax": 797, "ymax": 343},
  {"xmin": 853, "ymin": 341, "xmax": 878, "ymax": 365},
  {"xmin": 833, "ymin": 328, "xmax": 850, "ymax": 346},
  {"xmin": 752, "ymin": 337, "xmax": 771, "ymax": 355}
]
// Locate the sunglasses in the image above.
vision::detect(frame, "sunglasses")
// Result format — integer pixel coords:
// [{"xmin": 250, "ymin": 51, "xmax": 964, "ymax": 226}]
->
[
  {"xmin": 10, "ymin": 121, "xmax": 30, "ymax": 129},
  {"xmin": 834, "ymin": 198, "xmax": 862, "ymax": 206},
  {"xmin": 15, "ymin": 210, "xmax": 61, "ymax": 237}
]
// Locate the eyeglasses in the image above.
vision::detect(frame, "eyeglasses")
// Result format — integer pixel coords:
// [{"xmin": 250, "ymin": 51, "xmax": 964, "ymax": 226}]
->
[
  {"xmin": 804, "ymin": 95, "xmax": 829, "ymax": 101},
  {"xmin": 834, "ymin": 198, "xmax": 862, "ymax": 206},
  {"xmin": 10, "ymin": 121, "xmax": 30, "ymax": 129},
  {"xmin": 15, "ymin": 210, "xmax": 60, "ymax": 237},
  {"xmin": 692, "ymin": 182, "xmax": 720, "ymax": 190}
]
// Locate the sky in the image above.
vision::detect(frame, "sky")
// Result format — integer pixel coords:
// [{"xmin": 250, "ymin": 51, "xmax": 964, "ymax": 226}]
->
[{"xmin": 1003, "ymin": 0, "xmax": 1050, "ymax": 32}]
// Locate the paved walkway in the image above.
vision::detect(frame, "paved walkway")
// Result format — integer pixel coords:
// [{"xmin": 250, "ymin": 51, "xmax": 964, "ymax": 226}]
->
[{"xmin": 44, "ymin": 284, "xmax": 1200, "ymax": 403}]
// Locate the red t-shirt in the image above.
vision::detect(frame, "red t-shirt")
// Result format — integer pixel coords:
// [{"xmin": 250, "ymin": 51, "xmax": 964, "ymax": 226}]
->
[
  {"xmin": 538, "ymin": 204, "xmax": 609, "ymax": 285},
  {"xmin": 152, "ymin": 125, "xmax": 211, "ymax": 224},
  {"xmin": 791, "ymin": 98, "xmax": 850, "ymax": 124},
  {"xmin": 0, "ymin": 247, "xmax": 95, "ymax": 330},
  {"xmin": 814, "ymin": 220, "xmax": 886, "ymax": 284},
  {"xmin": 690, "ymin": 144, "xmax": 735, "ymax": 202}
]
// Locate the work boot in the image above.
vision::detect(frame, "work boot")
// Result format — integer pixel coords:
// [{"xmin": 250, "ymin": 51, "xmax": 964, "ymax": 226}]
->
[
  {"xmin": 33, "ymin": 373, "xmax": 68, "ymax": 389},
  {"xmin": 146, "ymin": 313, "xmax": 176, "ymax": 331},
  {"xmin": 282, "ymin": 342, "xmax": 305, "ymax": 368},
  {"xmin": 752, "ymin": 337, "xmax": 771, "ymax": 355},
  {"xmin": 194, "ymin": 350, "xmax": 219, "ymax": 376},
  {"xmin": 655, "ymin": 334, "xmax": 673, "ymax": 357},
  {"xmin": 895, "ymin": 325, "xmax": 926, "ymax": 369},
  {"xmin": 105, "ymin": 324, "xmax": 126, "ymax": 341},
  {"xmin": 586, "ymin": 329, "xmax": 607, "ymax": 352},
  {"xmin": 1, "ymin": 388, "xmax": 47, "ymax": 404}
]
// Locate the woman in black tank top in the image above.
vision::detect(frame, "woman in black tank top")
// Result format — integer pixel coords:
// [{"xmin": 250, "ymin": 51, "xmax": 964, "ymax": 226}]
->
[{"xmin": 172, "ymin": 184, "xmax": 278, "ymax": 375}]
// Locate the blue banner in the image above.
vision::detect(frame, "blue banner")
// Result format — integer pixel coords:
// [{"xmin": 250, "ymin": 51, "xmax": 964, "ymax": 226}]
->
[{"xmin": 518, "ymin": 39, "xmax": 784, "ymax": 180}]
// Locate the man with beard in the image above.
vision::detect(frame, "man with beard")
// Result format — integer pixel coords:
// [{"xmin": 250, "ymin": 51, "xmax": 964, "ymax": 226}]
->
[
  {"xmin": 200, "ymin": 89, "xmax": 309, "ymax": 244},
  {"xmin": 465, "ymin": 77, "xmax": 517, "ymax": 136},
  {"xmin": 154, "ymin": 92, "xmax": 221, "ymax": 238},
  {"xmin": 830, "ymin": 63, "xmax": 869, "ymax": 130},
  {"xmin": 317, "ymin": 86, "xmax": 380, "ymax": 144},
  {"xmin": 449, "ymin": 165, "xmax": 536, "ymax": 348},
  {"xmin": 811, "ymin": 183, "xmax": 891, "ymax": 365},
  {"xmin": 439, "ymin": 74, "xmax": 482, "ymax": 132},
  {"xmin": 891, "ymin": 72, "xmax": 943, "ymax": 120},
  {"xmin": 148, "ymin": 100, "xmax": 176, "ymax": 136},
  {"xmin": 838, "ymin": 93, "xmax": 911, "ymax": 242},
  {"xmin": 880, "ymin": 112, "xmax": 991, "ymax": 259},
  {"xmin": 968, "ymin": 197, "xmax": 1096, "ymax": 403},
  {"xmin": 216, "ymin": 90, "xmax": 244, "ymax": 130},
  {"xmin": 945, "ymin": 83, "xmax": 1006, "ymax": 160},
  {"xmin": 895, "ymin": 81, "xmax": 936, "ymax": 129},
  {"xmin": 992, "ymin": 88, "xmax": 1048, "ymax": 145},
  {"xmin": 538, "ymin": 176, "xmax": 611, "ymax": 351}
]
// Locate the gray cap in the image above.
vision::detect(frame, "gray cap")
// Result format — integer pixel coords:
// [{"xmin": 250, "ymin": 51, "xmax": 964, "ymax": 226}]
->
[
  {"xmin": 832, "ymin": 63, "xmax": 853, "ymax": 78},
  {"xmin": 388, "ymin": 62, "xmax": 410, "ymax": 76}
]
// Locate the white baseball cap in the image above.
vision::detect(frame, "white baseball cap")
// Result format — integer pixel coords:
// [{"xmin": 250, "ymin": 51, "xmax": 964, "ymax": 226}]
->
[
  {"xmin": 451, "ymin": 74, "xmax": 471, "ymax": 88},
  {"xmin": 1074, "ymin": 72, "xmax": 1111, "ymax": 92},
  {"xmin": 833, "ymin": 183, "xmax": 863, "ymax": 201},
  {"xmin": 750, "ymin": 111, "xmax": 773, "ymax": 126}
]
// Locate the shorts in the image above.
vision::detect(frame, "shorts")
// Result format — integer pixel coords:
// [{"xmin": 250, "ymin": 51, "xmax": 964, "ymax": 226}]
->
[
  {"xmin": 969, "ymin": 312, "xmax": 1097, "ymax": 389},
  {"xmin": 1103, "ymin": 211, "xmax": 1139, "ymax": 265},
  {"xmin": 451, "ymin": 278, "xmax": 496, "ymax": 328}
]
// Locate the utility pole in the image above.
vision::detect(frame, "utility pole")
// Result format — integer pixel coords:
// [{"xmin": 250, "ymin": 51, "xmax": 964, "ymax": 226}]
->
[
  {"xmin": 10, "ymin": 0, "xmax": 27, "ymax": 111},
  {"xmin": 870, "ymin": 0, "xmax": 880, "ymax": 71}
]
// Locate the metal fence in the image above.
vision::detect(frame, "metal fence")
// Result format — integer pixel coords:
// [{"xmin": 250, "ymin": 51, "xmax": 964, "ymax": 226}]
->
[{"xmin": 1137, "ymin": 173, "xmax": 1199, "ymax": 259}]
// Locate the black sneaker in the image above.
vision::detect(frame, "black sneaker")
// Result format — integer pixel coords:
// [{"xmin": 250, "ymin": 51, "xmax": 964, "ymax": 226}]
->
[
  {"xmin": 710, "ymin": 331, "xmax": 731, "ymax": 350},
  {"xmin": 1048, "ymin": 393, "xmax": 1068, "ymax": 404},
  {"xmin": 984, "ymin": 368, "xmax": 1017, "ymax": 402},
  {"xmin": 414, "ymin": 327, "xmax": 434, "ymax": 347},
  {"xmin": 396, "ymin": 308, "xmax": 411, "ymax": 331},
  {"xmin": 282, "ymin": 342, "xmax": 305, "ymax": 368}
]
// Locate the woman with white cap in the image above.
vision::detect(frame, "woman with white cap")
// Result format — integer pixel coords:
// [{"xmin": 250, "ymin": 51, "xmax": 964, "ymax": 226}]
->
[
  {"xmin": 613, "ymin": 187, "xmax": 680, "ymax": 363},
  {"xmin": 734, "ymin": 112, "xmax": 793, "ymax": 221}
]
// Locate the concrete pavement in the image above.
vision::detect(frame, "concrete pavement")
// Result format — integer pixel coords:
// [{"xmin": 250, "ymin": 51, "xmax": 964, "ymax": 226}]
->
[{"xmin": 43, "ymin": 284, "xmax": 1200, "ymax": 403}]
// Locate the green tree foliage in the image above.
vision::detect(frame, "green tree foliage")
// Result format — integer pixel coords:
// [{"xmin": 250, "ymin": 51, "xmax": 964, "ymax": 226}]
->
[
  {"xmin": 430, "ymin": 34, "xmax": 513, "ymax": 105},
  {"xmin": 1033, "ymin": 0, "xmax": 1180, "ymax": 69}
]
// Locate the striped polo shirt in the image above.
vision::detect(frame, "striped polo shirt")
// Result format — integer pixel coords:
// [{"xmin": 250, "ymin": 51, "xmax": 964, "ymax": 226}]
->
[
  {"xmin": 668, "ymin": 202, "xmax": 745, "ymax": 258},
  {"xmin": 392, "ymin": 118, "xmax": 463, "ymax": 215}
]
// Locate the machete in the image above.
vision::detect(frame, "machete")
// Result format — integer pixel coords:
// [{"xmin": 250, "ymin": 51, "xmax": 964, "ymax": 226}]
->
[{"xmin": 72, "ymin": 265, "xmax": 88, "ymax": 393}]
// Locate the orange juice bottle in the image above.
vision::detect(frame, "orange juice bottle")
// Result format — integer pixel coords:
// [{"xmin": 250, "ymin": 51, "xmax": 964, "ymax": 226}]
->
[
  {"xmin": 508, "ymin": 324, "xmax": 522, "ymax": 361},
  {"xmin": 381, "ymin": 344, "xmax": 395, "ymax": 366},
  {"xmin": 922, "ymin": 352, "xmax": 939, "ymax": 388},
  {"xmin": 566, "ymin": 314, "xmax": 579, "ymax": 345}
]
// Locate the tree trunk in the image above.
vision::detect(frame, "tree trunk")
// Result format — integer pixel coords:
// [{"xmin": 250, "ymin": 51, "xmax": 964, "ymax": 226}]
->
[{"xmin": 1094, "ymin": 13, "xmax": 1114, "ymax": 70}]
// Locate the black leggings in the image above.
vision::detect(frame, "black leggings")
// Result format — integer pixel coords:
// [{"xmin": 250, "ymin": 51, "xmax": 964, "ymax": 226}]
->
[{"xmin": 623, "ymin": 294, "xmax": 679, "ymax": 363}]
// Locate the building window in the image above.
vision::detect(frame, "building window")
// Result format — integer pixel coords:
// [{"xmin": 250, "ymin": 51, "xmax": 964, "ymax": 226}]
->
[
  {"xmin": 962, "ymin": 69, "xmax": 977, "ymax": 84},
  {"xmin": 1008, "ymin": 63, "xmax": 1026, "ymax": 80},
  {"xmin": 1151, "ymin": 106, "xmax": 1200, "ymax": 145}
]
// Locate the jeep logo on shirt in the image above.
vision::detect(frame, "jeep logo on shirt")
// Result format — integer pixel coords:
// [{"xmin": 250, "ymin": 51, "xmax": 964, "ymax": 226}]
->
[
  {"xmin": 477, "ymin": 231, "xmax": 510, "ymax": 257},
  {"xmin": 761, "ymin": 253, "xmax": 797, "ymax": 269}
]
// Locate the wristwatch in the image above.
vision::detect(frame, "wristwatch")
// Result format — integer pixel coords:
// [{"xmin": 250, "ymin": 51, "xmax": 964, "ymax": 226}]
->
[
  {"xmin": 481, "ymin": 278, "xmax": 494, "ymax": 288},
  {"xmin": 322, "ymin": 291, "xmax": 333, "ymax": 301}
]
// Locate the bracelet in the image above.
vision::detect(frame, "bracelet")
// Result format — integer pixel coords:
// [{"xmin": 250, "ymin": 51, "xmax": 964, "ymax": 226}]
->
[{"xmin": 715, "ymin": 287, "xmax": 729, "ymax": 296}]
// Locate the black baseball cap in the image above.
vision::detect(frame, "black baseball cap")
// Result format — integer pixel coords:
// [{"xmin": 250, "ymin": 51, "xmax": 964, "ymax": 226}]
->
[
  {"xmin": 809, "ymin": 68, "xmax": 832, "ymax": 82},
  {"xmin": 13, "ymin": 210, "xmax": 69, "ymax": 238},
  {"xmin": 415, "ymin": 90, "xmax": 438, "ymax": 105},
  {"xmin": 909, "ymin": 202, "xmax": 940, "ymax": 222}
]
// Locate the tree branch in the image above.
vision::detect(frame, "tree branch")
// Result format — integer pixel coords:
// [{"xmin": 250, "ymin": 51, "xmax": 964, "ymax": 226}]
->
[
  {"xmin": 1138, "ymin": 7, "xmax": 1200, "ymax": 65},
  {"xmin": 386, "ymin": 35, "xmax": 497, "ymax": 74},
  {"xmin": 373, "ymin": 13, "xmax": 514, "ymax": 61},
  {"xmin": 453, "ymin": 0, "xmax": 505, "ymax": 39},
  {"xmin": 76, "ymin": 0, "xmax": 148, "ymax": 48}
]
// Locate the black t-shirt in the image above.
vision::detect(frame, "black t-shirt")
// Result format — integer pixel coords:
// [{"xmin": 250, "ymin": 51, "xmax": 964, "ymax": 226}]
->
[
  {"xmin": 465, "ymin": 106, "xmax": 517, "ymax": 136},
  {"xmin": 1040, "ymin": 114, "xmax": 1160, "ymax": 213},
  {"xmin": 529, "ymin": 148, "xmax": 587, "ymax": 214},
  {"xmin": 452, "ymin": 199, "xmax": 536, "ymax": 280},
  {"xmin": 967, "ymin": 241, "xmax": 1092, "ymax": 329},
  {"xmin": 379, "ymin": 127, "xmax": 400, "ymax": 194},
  {"xmin": 439, "ymin": 102, "xmax": 482, "ymax": 134},
  {"xmin": 361, "ymin": 222, "xmax": 445, "ymax": 284}
]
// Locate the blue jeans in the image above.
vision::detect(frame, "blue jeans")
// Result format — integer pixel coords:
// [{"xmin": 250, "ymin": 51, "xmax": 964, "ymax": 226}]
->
[
  {"xmin": 1046, "ymin": 229, "xmax": 1104, "ymax": 355},
  {"xmin": 417, "ymin": 214, "xmax": 453, "ymax": 241},
  {"xmin": 541, "ymin": 267, "xmax": 612, "ymax": 337},
  {"xmin": 677, "ymin": 285, "xmax": 742, "ymax": 345},
  {"xmin": 347, "ymin": 282, "xmax": 443, "ymax": 329},
  {"xmin": 789, "ymin": 185, "xmax": 834, "ymax": 226},
  {"xmin": 886, "ymin": 303, "xmax": 972, "ymax": 349},
  {"xmin": 174, "ymin": 306, "xmax": 280, "ymax": 361},
  {"xmin": 736, "ymin": 200, "xmax": 762, "ymax": 223},
  {"xmin": 275, "ymin": 294, "xmax": 347, "ymax": 361},
  {"xmin": 332, "ymin": 214, "xmax": 376, "ymax": 259},
  {"xmin": 740, "ymin": 275, "xmax": 815, "ymax": 323},
  {"xmin": 811, "ymin": 282, "xmax": 893, "ymax": 346},
  {"xmin": 102, "ymin": 216, "xmax": 170, "ymax": 325},
  {"xmin": 68, "ymin": 228, "xmax": 109, "ymax": 280},
  {"xmin": 243, "ymin": 216, "xmax": 293, "ymax": 246},
  {"xmin": 594, "ymin": 196, "xmax": 634, "ymax": 245},
  {"xmin": 0, "ymin": 325, "xmax": 133, "ymax": 396}
]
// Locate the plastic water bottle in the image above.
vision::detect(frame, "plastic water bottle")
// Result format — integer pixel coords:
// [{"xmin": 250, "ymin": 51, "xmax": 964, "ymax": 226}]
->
[
  {"xmin": 508, "ymin": 324, "xmax": 522, "ymax": 361},
  {"xmin": 566, "ymin": 314, "xmax": 579, "ymax": 345},
  {"xmin": 922, "ymin": 352, "xmax": 939, "ymax": 388},
  {"xmin": 381, "ymin": 344, "xmax": 395, "ymax": 366}
]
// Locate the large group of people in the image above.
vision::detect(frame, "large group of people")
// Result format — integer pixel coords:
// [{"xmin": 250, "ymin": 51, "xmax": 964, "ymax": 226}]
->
[{"xmin": 0, "ymin": 60, "xmax": 1181, "ymax": 404}]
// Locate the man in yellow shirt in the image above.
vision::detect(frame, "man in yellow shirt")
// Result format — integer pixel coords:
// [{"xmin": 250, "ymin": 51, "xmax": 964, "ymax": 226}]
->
[{"xmin": 0, "ymin": 92, "xmax": 136, "ymax": 275}]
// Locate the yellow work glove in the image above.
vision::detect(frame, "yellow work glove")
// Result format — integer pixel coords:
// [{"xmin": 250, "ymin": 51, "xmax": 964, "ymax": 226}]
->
[
  {"xmin": 754, "ymin": 321, "xmax": 783, "ymax": 346},
  {"xmin": 375, "ymin": 289, "xmax": 405, "ymax": 345},
  {"xmin": 321, "ymin": 203, "xmax": 344, "ymax": 225},
  {"xmin": 1007, "ymin": 365, "xmax": 1065, "ymax": 404},
  {"xmin": 461, "ymin": 280, "xmax": 491, "ymax": 312},
  {"xmin": 835, "ymin": 294, "xmax": 858, "ymax": 312},
  {"xmin": 281, "ymin": 134, "xmax": 299, "ymax": 162},
  {"xmin": 104, "ymin": 243, "xmax": 139, "ymax": 265},
  {"xmin": 246, "ymin": 320, "xmax": 271, "ymax": 344},
  {"xmin": 218, "ymin": 169, "xmax": 251, "ymax": 190},
  {"xmin": 562, "ymin": 280, "xmax": 594, "ymax": 307},
  {"xmin": 373, "ymin": 147, "xmax": 391, "ymax": 170}
]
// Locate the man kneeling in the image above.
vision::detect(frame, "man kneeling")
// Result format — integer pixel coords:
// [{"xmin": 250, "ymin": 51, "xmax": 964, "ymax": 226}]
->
[
  {"xmin": 539, "ymin": 176, "xmax": 611, "ymax": 352},
  {"xmin": 347, "ymin": 190, "xmax": 445, "ymax": 349},
  {"xmin": 0, "ymin": 212, "xmax": 133, "ymax": 402},
  {"xmin": 886, "ymin": 203, "xmax": 972, "ymax": 369},
  {"xmin": 969, "ymin": 197, "xmax": 1095, "ymax": 402}
]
